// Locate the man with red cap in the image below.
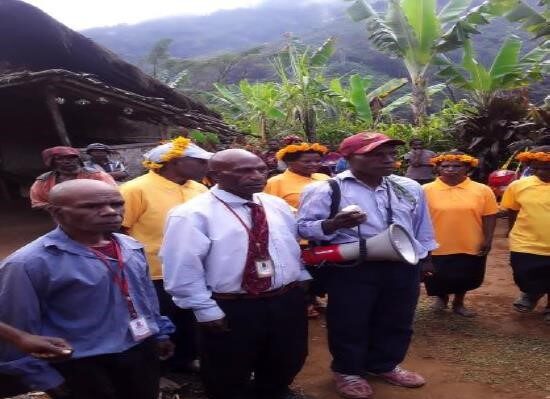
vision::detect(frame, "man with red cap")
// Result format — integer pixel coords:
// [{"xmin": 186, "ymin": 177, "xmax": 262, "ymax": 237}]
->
[
  {"xmin": 30, "ymin": 146, "xmax": 116, "ymax": 209},
  {"xmin": 297, "ymin": 132, "xmax": 437, "ymax": 399}
]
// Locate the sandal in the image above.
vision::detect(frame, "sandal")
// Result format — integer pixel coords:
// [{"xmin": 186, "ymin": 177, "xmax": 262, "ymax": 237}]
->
[
  {"xmin": 333, "ymin": 372, "xmax": 373, "ymax": 399},
  {"xmin": 513, "ymin": 293, "xmax": 541, "ymax": 313},
  {"xmin": 453, "ymin": 306, "xmax": 477, "ymax": 317}
]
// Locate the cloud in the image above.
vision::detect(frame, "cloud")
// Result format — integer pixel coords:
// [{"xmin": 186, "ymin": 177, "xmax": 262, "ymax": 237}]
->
[{"xmin": 24, "ymin": 0, "xmax": 267, "ymax": 29}]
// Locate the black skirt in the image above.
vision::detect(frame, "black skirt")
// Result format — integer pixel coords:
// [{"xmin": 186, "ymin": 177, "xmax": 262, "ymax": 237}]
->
[
  {"xmin": 510, "ymin": 252, "xmax": 550, "ymax": 294},
  {"xmin": 425, "ymin": 254, "xmax": 486, "ymax": 296}
]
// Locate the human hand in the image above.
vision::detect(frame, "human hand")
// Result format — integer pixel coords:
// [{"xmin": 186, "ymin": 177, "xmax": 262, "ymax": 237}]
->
[
  {"xmin": 156, "ymin": 339, "xmax": 175, "ymax": 361},
  {"xmin": 419, "ymin": 257, "xmax": 435, "ymax": 282},
  {"xmin": 46, "ymin": 383, "xmax": 72, "ymax": 398},
  {"xmin": 322, "ymin": 211, "xmax": 367, "ymax": 234},
  {"xmin": 16, "ymin": 334, "xmax": 73, "ymax": 360},
  {"xmin": 478, "ymin": 242, "xmax": 492, "ymax": 256},
  {"xmin": 199, "ymin": 317, "xmax": 230, "ymax": 334}
]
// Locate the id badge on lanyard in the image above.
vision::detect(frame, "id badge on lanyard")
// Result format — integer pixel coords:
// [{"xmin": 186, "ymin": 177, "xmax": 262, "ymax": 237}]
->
[{"xmin": 90, "ymin": 241, "xmax": 152, "ymax": 342}]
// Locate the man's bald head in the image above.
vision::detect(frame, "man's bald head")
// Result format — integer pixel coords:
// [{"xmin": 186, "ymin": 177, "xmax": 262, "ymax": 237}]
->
[
  {"xmin": 49, "ymin": 179, "xmax": 119, "ymax": 206},
  {"xmin": 209, "ymin": 149, "xmax": 262, "ymax": 172},
  {"xmin": 209, "ymin": 149, "xmax": 268, "ymax": 199},
  {"xmin": 48, "ymin": 179, "xmax": 124, "ymax": 236}
]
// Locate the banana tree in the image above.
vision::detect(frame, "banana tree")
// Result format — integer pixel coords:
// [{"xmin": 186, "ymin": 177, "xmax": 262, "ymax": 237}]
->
[
  {"xmin": 437, "ymin": 36, "xmax": 549, "ymax": 106},
  {"xmin": 345, "ymin": 0, "xmax": 535, "ymax": 125},
  {"xmin": 272, "ymin": 37, "xmax": 336, "ymax": 141},
  {"xmin": 328, "ymin": 74, "xmax": 408, "ymax": 124},
  {"xmin": 212, "ymin": 80, "xmax": 285, "ymax": 141}
]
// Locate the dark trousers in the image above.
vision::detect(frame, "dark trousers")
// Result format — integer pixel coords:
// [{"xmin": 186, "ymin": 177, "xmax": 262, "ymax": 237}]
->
[
  {"xmin": 200, "ymin": 286, "xmax": 308, "ymax": 399},
  {"xmin": 326, "ymin": 261, "xmax": 421, "ymax": 375},
  {"xmin": 154, "ymin": 279, "xmax": 199, "ymax": 369},
  {"xmin": 50, "ymin": 339, "xmax": 160, "ymax": 399},
  {"xmin": 0, "ymin": 374, "xmax": 28, "ymax": 397}
]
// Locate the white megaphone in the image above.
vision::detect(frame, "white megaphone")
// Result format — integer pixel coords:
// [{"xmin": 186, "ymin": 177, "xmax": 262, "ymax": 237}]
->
[{"xmin": 301, "ymin": 224, "xmax": 419, "ymax": 266}]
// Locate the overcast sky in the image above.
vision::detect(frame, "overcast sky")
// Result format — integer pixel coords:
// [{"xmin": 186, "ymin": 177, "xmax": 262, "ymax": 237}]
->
[{"xmin": 24, "ymin": 0, "xmax": 272, "ymax": 30}]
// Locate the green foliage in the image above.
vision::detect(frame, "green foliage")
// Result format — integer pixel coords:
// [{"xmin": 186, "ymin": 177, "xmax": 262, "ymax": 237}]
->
[
  {"xmin": 446, "ymin": 93, "xmax": 550, "ymax": 180},
  {"xmin": 378, "ymin": 100, "xmax": 470, "ymax": 152},
  {"xmin": 345, "ymin": 0, "xmax": 538, "ymax": 123},
  {"xmin": 437, "ymin": 36, "xmax": 548, "ymax": 105},
  {"xmin": 188, "ymin": 130, "xmax": 220, "ymax": 147}
]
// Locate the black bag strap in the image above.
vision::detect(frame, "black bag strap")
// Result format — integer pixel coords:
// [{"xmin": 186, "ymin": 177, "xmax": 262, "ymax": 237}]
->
[{"xmin": 327, "ymin": 178, "xmax": 341, "ymax": 219}]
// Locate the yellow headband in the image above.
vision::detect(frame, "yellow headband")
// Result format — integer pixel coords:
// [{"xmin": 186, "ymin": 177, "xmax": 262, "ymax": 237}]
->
[
  {"xmin": 275, "ymin": 142, "xmax": 328, "ymax": 161},
  {"xmin": 430, "ymin": 154, "xmax": 479, "ymax": 167},
  {"xmin": 142, "ymin": 137, "xmax": 191, "ymax": 170},
  {"xmin": 516, "ymin": 151, "xmax": 550, "ymax": 163}
]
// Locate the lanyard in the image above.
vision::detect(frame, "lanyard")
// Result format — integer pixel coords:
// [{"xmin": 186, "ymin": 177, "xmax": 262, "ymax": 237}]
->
[
  {"xmin": 89, "ymin": 240, "xmax": 138, "ymax": 319},
  {"xmin": 211, "ymin": 193, "xmax": 253, "ymax": 235},
  {"xmin": 211, "ymin": 193, "xmax": 268, "ymax": 256}
]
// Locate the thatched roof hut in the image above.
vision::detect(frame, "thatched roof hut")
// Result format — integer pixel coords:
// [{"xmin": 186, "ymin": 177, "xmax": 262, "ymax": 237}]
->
[{"xmin": 0, "ymin": 0, "xmax": 239, "ymax": 196}]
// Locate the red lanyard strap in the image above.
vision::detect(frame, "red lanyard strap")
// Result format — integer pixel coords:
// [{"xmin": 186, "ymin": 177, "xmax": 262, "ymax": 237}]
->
[
  {"xmin": 211, "ymin": 193, "xmax": 254, "ymax": 235},
  {"xmin": 89, "ymin": 240, "xmax": 138, "ymax": 319}
]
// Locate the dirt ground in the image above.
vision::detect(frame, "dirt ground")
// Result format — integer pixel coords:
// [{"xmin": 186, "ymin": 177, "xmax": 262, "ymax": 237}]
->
[{"xmin": 2, "ymin": 206, "xmax": 549, "ymax": 399}]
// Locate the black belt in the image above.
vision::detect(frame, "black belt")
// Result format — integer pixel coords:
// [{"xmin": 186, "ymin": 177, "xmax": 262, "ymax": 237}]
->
[{"xmin": 212, "ymin": 281, "xmax": 300, "ymax": 300}]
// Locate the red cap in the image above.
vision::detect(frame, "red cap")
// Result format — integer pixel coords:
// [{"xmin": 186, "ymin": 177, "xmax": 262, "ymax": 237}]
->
[
  {"xmin": 339, "ymin": 132, "xmax": 404, "ymax": 157},
  {"xmin": 42, "ymin": 146, "xmax": 80, "ymax": 167}
]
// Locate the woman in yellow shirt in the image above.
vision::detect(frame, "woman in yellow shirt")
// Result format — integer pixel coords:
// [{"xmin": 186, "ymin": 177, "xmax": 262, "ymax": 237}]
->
[
  {"xmin": 423, "ymin": 152, "xmax": 498, "ymax": 317},
  {"xmin": 501, "ymin": 146, "xmax": 550, "ymax": 324},
  {"xmin": 264, "ymin": 142, "xmax": 330, "ymax": 209},
  {"xmin": 264, "ymin": 141, "xmax": 330, "ymax": 318}
]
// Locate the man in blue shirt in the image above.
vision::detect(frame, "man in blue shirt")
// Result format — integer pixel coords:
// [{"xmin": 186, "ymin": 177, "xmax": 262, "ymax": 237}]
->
[
  {"xmin": 0, "ymin": 179, "xmax": 174, "ymax": 399},
  {"xmin": 297, "ymin": 132, "xmax": 437, "ymax": 399}
]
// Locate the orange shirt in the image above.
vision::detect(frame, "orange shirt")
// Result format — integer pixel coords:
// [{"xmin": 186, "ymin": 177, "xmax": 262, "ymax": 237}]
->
[
  {"xmin": 264, "ymin": 169, "xmax": 329, "ymax": 209},
  {"xmin": 29, "ymin": 168, "xmax": 117, "ymax": 209},
  {"xmin": 423, "ymin": 178, "xmax": 498, "ymax": 255}
]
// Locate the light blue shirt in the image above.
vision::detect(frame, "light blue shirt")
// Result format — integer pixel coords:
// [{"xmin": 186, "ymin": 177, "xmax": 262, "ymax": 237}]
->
[
  {"xmin": 297, "ymin": 171, "xmax": 438, "ymax": 258},
  {"xmin": 0, "ymin": 228, "xmax": 173, "ymax": 391},
  {"xmin": 160, "ymin": 186, "xmax": 311, "ymax": 323}
]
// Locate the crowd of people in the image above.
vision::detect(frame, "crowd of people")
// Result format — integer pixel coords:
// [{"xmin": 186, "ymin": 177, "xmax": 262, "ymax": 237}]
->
[{"xmin": 0, "ymin": 132, "xmax": 548, "ymax": 399}]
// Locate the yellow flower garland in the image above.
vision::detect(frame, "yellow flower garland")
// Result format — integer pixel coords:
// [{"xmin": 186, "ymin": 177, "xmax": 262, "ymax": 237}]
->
[
  {"xmin": 430, "ymin": 154, "xmax": 479, "ymax": 167},
  {"xmin": 142, "ymin": 136, "xmax": 191, "ymax": 169},
  {"xmin": 515, "ymin": 151, "xmax": 550, "ymax": 163},
  {"xmin": 275, "ymin": 142, "xmax": 328, "ymax": 161}
]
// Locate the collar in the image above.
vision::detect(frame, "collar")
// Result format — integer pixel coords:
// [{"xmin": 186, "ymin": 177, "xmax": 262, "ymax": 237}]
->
[
  {"xmin": 338, "ymin": 170, "xmax": 389, "ymax": 191},
  {"xmin": 531, "ymin": 176, "xmax": 550, "ymax": 185},
  {"xmin": 283, "ymin": 169, "xmax": 312, "ymax": 181},
  {"xmin": 43, "ymin": 227, "xmax": 143, "ymax": 258},
  {"xmin": 210, "ymin": 185, "xmax": 263, "ymax": 205},
  {"xmin": 432, "ymin": 177, "xmax": 471, "ymax": 189}
]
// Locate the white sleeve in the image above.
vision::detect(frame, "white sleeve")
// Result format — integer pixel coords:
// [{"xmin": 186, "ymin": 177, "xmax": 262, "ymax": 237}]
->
[{"xmin": 160, "ymin": 212, "xmax": 225, "ymax": 322}]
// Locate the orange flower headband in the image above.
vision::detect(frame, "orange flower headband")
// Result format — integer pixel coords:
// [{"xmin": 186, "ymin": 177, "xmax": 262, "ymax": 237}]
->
[
  {"xmin": 275, "ymin": 142, "xmax": 328, "ymax": 161},
  {"xmin": 430, "ymin": 154, "xmax": 479, "ymax": 167},
  {"xmin": 515, "ymin": 151, "xmax": 550, "ymax": 163}
]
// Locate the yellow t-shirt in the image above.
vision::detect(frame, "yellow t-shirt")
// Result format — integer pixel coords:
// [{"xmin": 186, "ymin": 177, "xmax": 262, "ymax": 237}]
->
[
  {"xmin": 423, "ymin": 178, "xmax": 498, "ymax": 255},
  {"xmin": 501, "ymin": 175, "xmax": 550, "ymax": 256},
  {"xmin": 264, "ymin": 169, "xmax": 330, "ymax": 209},
  {"xmin": 120, "ymin": 171, "xmax": 208, "ymax": 279}
]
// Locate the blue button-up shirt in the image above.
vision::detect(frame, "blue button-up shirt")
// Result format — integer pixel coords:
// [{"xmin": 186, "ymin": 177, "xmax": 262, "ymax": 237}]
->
[
  {"xmin": 297, "ymin": 171, "xmax": 437, "ymax": 258},
  {"xmin": 0, "ymin": 228, "xmax": 173, "ymax": 391}
]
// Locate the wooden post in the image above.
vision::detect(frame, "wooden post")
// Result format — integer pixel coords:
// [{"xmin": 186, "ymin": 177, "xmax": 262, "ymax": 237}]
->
[{"xmin": 45, "ymin": 88, "xmax": 72, "ymax": 146}]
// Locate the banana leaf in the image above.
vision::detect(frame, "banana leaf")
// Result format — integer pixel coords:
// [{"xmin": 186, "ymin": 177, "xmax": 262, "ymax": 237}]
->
[
  {"xmin": 310, "ymin": 37, "xmax": 336, "ymax": 67},
  {"xmin": 380, "ymin": 83, "xmax": 446, "ymax": 114},
  {"xmin": 438, "ymin": 0, "xmax": 473, "ymax": 25}
]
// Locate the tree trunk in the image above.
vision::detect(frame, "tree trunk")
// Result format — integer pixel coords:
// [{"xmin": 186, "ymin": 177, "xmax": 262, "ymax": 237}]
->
[
  {"xmin": 259, "ymin": 115, "xmax": 267, "ymax": 142},
  {"xmin": 411, "ymin": 75, "xmax": 427, "ymax": 125},
  {"xmin": 303, "ymin": 108, "xmax": 317, "ymax": 142}
]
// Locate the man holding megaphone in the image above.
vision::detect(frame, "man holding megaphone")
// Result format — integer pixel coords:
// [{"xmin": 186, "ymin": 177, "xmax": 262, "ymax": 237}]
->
[{"xmin": 297, "ymin": 132, "xmax": 437, "ymax": 399}]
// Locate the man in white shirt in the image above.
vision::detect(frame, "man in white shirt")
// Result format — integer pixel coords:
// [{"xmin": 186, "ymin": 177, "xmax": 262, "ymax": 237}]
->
[{"xmin": 160, "ymin": 149, "xmax": 310, "ymax": 399}]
